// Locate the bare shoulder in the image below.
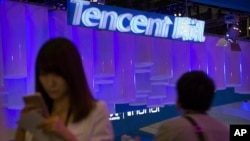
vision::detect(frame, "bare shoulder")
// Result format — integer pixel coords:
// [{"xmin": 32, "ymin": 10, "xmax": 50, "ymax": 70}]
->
[
  {"xmin": 96, "ymin": 100, "xmax": 108, "ymax": 108},
  {"xmin": 158, "ymin": 117, "xmax": 185, "ymax": 129},
  {"xmin": 96, "ymin": 100, "xmax": 107, "ymax": 106},
  {"xmin": 94, "ymin": 100, "xmax": 109, "ymax": 113}
]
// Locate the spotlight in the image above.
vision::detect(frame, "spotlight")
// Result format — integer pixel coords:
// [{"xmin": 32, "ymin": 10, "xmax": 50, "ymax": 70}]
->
[
  {"xmin": 91, "ymin": 0, "xmax": 105, "ymax": 5},
  {"xmin": 216, "ymin": 14, "xmax": 241, "ymax": 51},
  {"xmin": 226, "ymin": 23, "xmax": 240, "ymax": 43}
]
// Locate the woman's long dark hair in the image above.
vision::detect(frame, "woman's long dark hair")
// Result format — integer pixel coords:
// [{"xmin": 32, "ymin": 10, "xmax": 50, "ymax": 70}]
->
[{"xmin": 35, "ymin": 37, "xmax": 96, "ymax": 123}]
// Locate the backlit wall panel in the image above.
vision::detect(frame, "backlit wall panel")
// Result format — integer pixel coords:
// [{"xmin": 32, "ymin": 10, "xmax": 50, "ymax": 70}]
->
[
  {"xmin": 168, "ymin": 40, "xmax": 190, "ymax": 86},
  {"xmin": 235, "ymin": 41, "xmax": 250, "ymax": 94},
  {"xmin": 149, "ymin": 83, "xmax": 167, "ymax": 99},
  {"xmin": 48, "ymin": 10, "xmax": 73, "ymax": 39},
  {"xmin": 162, "ymin": 86, "xmax": 177, "ymax": 105},
  {"xmin": 1, "ymin": 1, "xmax": 250, "ymax": 129},
  {"xmin": 113, "ymin": 33, "xmax": 136, "ymax": 103},
  {"xmin": 224, "ymin": 46, "xmax": 241, "ymax": 87},
  {"xmin": 129, "ymin": 96, "xmax": 147, "ymax": 106},
  {"xmin": 190, "ymin": 41, "xmax": 207, "ymax": 72},
  {"xmin": 134, "ymin": 35, "xmax": 153, "ymax": 68},
  {"xmin": 135, "ymin": 72, "xmax": 152, "ymax": 93},
  {"xmin": 25, "ymin": 3, "xmax": 49, "ymax": 94},
  {"xmin": 95, "ymin": 83, "xmax": 114, "ymax": 102},
  {"xmin": 93, "ymin": 30, "xmax": 115, "ymax": 78},
  {"xmin": 147, "ymin": 97, "xmax": 164, "ymax": 108},
  {"xmin": 0, "ymin": 6, "xmax": 3, "ymax": 89},
  {"xmin": 0, "ymin": 2, "xmax": 7, "ymax": 136},
  {"xmin": 72, "ymin": 27, "xmax": 95, "ymax": 93},
  {"xmin": 151, "ymin": 38, "xmax": 172, "ymax": 80},
  {"xmin": 1, "ymin": 1, "xmax": 27, "ymax": 78},
  {"xmin": 206, "ymin": 36, "xmax": 226, "ymax": 90}
]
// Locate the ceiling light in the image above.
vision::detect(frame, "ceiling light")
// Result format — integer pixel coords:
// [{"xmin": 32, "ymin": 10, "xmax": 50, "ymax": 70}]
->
[
  {"xmin": 216, "ymin": 14, "xmax": 241, "ymax": 51},
  {"xmin": 91, "ymin": 0, "xmax": 105, "ymax": 5}
]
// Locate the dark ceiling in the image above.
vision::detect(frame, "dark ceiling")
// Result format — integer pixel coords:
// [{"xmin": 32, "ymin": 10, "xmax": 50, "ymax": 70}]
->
[
  {"xmin": 13, "ymin": 0, "xmax": 250, "ymax": 40},
  {"xmin": 103, "ymin": 0, "xmax": 250, "ymax": 40}
]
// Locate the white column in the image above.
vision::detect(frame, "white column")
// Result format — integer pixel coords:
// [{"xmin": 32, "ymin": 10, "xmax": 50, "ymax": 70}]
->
[
  {"xmin": 206, "ymin": 36, "xmax": 226, "ymax": 90},
  {"xmin": 93, "ymin": 30, "xmax": 115, "ymax": 78},
  {"xmin": 224, "ymin": 46, "xmax": 241, "ymax": 87},
  {"xmin": 134, "ymin": 35, "xmax": 153, "ymax": 67},
  {"xmin": 25, "ymin": 2, "xmax": 49, "ymax": 94},
  {"xmin": 169, "ymin": 40, "xmax": 191, "ymax": 86},
  {"xmin": 112, "ymin": 33, "xmax": 135, "ymax": 103},
  {"xmin": 72, "ymin": 27, "xmax": 95, "ymax": 93},
  {"xmin": 235, "ymin": 41, "xmax": 250, "ymax": 94},
  {"xmin": 2, "ymin": 1, "xmax": 27, "ymax": 78},
  {"xmin": 0, "ymin": 3, "xmax": 3, "ymax": 90},
  {"xmin": 190, "ymin": 41, "xmax": 207, "ymax": 72},
  {"xmin": 151, "ymin": 38, "xmax": 172, "ymax": 80}
]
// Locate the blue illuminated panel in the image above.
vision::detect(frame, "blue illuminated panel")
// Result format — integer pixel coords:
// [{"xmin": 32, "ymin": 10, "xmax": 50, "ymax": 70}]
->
[{"xmin": 109, "ymin": 107, "xmax": 161, "ymax": 121}]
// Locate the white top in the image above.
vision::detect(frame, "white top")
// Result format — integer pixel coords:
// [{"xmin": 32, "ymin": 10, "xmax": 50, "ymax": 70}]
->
[
  {"xmin": 155, "ymin": 114, "xmax": 229, "ymax": 141},
  {"xmin": 25, "ymin": 101, "xmax": 114, "ymax": 141}
]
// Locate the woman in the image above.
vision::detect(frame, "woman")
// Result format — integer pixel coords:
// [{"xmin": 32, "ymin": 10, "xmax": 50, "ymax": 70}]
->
[
  {"xmin": 0, "ymin": 99, "xmax": 8, "ymax": 141},
  {"xmin": 154, "ymin": 71, "xmax": 229, "ymax": 141},
  {"xmin": 15, "ymin": 37, "xmax": 114, "ymax": 141}
]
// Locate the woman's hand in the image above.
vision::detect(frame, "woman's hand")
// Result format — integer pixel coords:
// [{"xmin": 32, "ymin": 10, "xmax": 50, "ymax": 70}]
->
[
  {"xmin": 18, "ymin": 104, "xmax": 42, "ymax": 130},
  {"xmin": 20, "ymin": 104, "xmax": 41, "ymax": 118},
  {"xmin": 37, "ymin": 116, "xmax": 77, "ymax": 141},
  {"xmin": 15, "ymin": 104, "xmax": 41, "ymax": 141}
]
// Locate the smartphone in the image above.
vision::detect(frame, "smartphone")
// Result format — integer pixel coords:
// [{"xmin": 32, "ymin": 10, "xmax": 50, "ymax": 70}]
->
[{"xmin": 23, "ymin": 93, "xmax": 49, "ymax": 117}]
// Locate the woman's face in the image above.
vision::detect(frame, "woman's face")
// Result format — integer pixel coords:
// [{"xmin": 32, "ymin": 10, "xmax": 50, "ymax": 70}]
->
[{"xmin": 39, "ymin": 72, "xmax": 69, "ymax": 101}]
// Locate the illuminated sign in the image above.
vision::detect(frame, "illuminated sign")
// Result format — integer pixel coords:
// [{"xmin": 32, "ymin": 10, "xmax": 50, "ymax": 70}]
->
[
  {"xmin": 68, "ymin": 0, "xmax": 205, "ymax": 42},
  {"xmin": 109, "ymin": 107, "xmax": 160, "ymax": 121}
]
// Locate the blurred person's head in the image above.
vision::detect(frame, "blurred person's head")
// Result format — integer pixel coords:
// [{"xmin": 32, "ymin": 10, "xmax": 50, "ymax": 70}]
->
[
  {"xmin": 35, "ymin": 37, "xmax": 96, "ymax": 122},
  {"xmin": 176, "ymin": 71, "xmax": 215, "ymax": 113}
]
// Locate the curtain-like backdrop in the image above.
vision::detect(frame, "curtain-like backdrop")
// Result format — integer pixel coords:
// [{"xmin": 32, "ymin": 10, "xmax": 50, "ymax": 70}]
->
[{"xmin": 1, "ymin": 0, "xmax": 250, "ymax": 128}]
